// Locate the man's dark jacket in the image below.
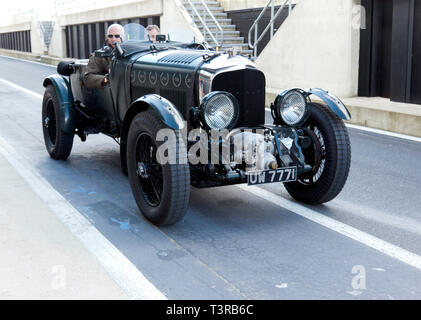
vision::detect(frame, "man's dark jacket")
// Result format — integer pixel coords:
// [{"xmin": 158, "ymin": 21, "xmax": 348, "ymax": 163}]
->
[{"xmin": 83, "ymin": 45, "xmax": 112, "ymax": 88}]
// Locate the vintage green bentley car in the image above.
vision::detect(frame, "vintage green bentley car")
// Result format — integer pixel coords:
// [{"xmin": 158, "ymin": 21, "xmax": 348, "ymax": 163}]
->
[{"xmin": 42, "ymin": 24, "xmax": 351, "ymax": 226}]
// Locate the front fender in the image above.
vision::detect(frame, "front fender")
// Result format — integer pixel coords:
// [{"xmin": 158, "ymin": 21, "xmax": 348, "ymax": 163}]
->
[
  {"xmin": 119, "ymin": 94, "xmax": 185, "ymax": 175},
  {"xmin": 306, "ymin": 88, "xmax": 351, "ymax": 121},
  {"xmin": 43, "ymin": 75, "xmax": 75, "ymax": 134},
  {"xmin": 126, "ymin": 94, "xmax": 185, "ymax": 130}
]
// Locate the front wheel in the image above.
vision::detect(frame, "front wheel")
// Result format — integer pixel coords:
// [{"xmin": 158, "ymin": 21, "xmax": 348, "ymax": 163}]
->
[
  {"xmin": 284, "ymin": 103, "xmax": 351, "ymax": 204},
  {"xmin": 127, "ymin": 109, "xmax": 190, "ymax": 226},
  {"xmin": 42, "ymin": 85, "xmax": 74, "ymax": 160}
]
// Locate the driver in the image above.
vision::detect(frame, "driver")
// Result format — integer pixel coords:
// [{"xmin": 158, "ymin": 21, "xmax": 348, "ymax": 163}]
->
[{"xmin": 83, "ymin": 24, "xmax": 125, "ymax": 88}]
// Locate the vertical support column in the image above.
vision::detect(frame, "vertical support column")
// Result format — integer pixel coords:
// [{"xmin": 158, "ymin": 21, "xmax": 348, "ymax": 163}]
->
[
  {"xmin": 390, "ymin": 0, "xmax": 414, "ymax": 103},
  {"xmin": 72, "ymin": 25, "xmax": 78, "ymax": 58},
  {"xmin": 405, "ymin": 0, "xmax": 414, "ymax": 102},
  {"xmin": 98, "ymin": 22, "xmax": 105, "ymax": 48},
  {"xmin": 78, "ymin": 24, "xmax": 85, "ymax": 58},
  {"xmin": 82, "ymin": 24, "xmax": 90, "ymax": 58},
  {"xmin": 95, "ymin": 23, "xmax": 101, "ymax": 49},
  {"xmin": 410, "ymin": 0, "xmax": 420, "ymax": 104},
  {"xmin": 28, "ymin": 31, "xmax": 31, "ymax": 52},
  {"xmin": 18, "ymin": 32, "xmax": 22, "ymax": 51},
  {"xmin": 87, "ymin": 24, "xmax": 93, "ymax": 54},
  {"xmin": 65, "ymin": 26, "xmax": 70, "ymax": 57},
  {"xmin": 153, "ymin": 16, "xmax": 160, "ymax": 27}
]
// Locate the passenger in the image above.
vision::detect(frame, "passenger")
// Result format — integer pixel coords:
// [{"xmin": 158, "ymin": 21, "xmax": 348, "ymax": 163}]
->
[
  {"xmin": 83, "ymin": 23, "xmax": 125, "ymax": 88},
  {"xmin": 146, "ymin": 25, "xmax": 160, "ymax": 43}
]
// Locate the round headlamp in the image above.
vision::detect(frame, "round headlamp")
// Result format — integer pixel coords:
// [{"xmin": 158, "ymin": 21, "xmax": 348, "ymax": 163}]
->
[
  {"xmin": 274, "ymin": 89, "xmax": 309, "ymax": 126},
  {"xmin": 199, "ymin": 91, "xmax": 239, "ymax": 130}
]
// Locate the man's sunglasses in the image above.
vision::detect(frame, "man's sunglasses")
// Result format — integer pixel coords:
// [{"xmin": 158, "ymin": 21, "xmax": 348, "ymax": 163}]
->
[{"xmin": 107, "ymin": 34, "xmax": 121, "ymax": 39}]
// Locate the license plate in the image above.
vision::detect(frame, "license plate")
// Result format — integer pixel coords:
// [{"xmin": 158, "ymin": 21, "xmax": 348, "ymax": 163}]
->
[{"xmin": 247, "ymin": 166, "xmax": 297, "ymax": 185}]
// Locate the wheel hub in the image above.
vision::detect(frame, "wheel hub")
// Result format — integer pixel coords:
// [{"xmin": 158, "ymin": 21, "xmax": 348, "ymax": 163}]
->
[
  {"xmin": 44, "ymin": 117, "xmax": 50, "ymax": 128},
  {"xmin": 137, "ymin": 162, "xmax": 149, "ymax": 178}
]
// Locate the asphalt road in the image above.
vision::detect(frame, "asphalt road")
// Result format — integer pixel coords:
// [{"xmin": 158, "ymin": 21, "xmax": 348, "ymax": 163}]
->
[{"xmin": 1, "ymin": 55, "xmax": 421, "ymax": 299}]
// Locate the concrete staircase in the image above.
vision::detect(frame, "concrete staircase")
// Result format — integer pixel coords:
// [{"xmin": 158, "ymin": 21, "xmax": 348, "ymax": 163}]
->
[{"xmin": 182, "ymin": 0, "xmax": 253, "ymax": 56}]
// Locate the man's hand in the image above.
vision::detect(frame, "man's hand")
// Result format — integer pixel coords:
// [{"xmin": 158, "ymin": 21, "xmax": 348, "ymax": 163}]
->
[{"xmin": 102, "ymin": 74, "xmax": 109, "ymax": 86}]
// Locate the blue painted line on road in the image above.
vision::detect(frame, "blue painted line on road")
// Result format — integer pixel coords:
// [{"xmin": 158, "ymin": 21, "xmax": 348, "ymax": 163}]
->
[{"xmin": 110, "ymin": 218, "xmax": 131, "ymax": 231}]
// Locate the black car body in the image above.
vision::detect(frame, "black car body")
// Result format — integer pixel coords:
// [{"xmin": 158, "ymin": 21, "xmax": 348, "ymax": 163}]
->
[{"xmin": 42, "ymin": 24, "xmax": 351, "ymax": 226}]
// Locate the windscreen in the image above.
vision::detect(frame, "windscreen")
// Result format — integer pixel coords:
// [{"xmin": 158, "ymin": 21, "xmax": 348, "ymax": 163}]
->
[
  {"xmin": 124, "ymin": 23, "xmax": 147, "ymax": 41},
  {"xmin": 123, "ymin": 23, "xmax": 196, "ymax": 44},
  {"xmin": 168, "ymin": 28, "xmax": 195, "ymax": 43}
]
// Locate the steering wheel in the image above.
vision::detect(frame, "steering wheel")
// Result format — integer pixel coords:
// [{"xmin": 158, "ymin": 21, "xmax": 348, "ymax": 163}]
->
[{"xmin": 186, "ymin": 42, "xmax": 208, "ymax": 50}]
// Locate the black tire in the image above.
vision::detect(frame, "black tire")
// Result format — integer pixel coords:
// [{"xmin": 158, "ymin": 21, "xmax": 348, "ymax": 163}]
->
[
  {"xmin": 42, "ymin": 85, "xmax": 74, "ymax": 160},
  {"xmin": 127, "ymin": 109, "xmax": 190, "ymax": 226},
  {"xmin": 284, "ymin": 103, "xmax": 351, "ymax": 204}
]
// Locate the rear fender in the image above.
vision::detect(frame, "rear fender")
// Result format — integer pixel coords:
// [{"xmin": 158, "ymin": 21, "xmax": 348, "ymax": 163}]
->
[{"xmin": 43, "ymin": 75, "xmax": 75, "ymax": 133}]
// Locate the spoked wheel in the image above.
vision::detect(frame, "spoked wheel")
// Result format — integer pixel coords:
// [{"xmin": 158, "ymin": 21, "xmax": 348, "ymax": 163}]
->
[
  {"xmin": 284, "ymin": 103, "xmax": 351, "ymax": 204},
  {"xmin": 135, "ymin": 132, "xmax": 163, "ymax": 207},
  {"xmin": 127, "ymin": 109, "xmax": 190, "ymax": 226},
  {"xmin": 299, "ymin": 125, "xmax": 326, "ymax": 185},
  {"xmin": 42, "ymin": 85, "xmax": 74, "ymax": 160}
]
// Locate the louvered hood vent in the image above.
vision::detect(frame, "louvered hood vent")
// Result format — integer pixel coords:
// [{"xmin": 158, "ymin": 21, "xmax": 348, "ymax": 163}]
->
[{"xmin": 157, "ymin": 52, "xmax": 203, "ymax": 65}]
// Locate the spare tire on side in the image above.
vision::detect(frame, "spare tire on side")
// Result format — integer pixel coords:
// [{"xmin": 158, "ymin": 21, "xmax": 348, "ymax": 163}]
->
[{"xmin": 57, "ymin": 61, "xmax": 75, "ymax": 76}]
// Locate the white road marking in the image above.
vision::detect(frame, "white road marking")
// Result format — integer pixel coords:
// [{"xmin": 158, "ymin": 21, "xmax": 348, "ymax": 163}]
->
[
  {"xmin": 238, "ymin": 185, "xmax": 421, "ymax": 272},
  {"xmin": 330, "ymin": 198, "xmax": 421, "ymax": 236},
  {"xmin": 264, "ymin": 109, "xmax": 421, "ymax": 143},
  {"xmin": 0, "ymin": 79, "xmax": 166, "ymax": 300},
  {"xmin": 0, "ymin": 136, "xmax": 166, "ymax": 300},
  {"xmin": 0, "ymin": 78, "xmax": 43, "ymax": 100},
  {"xmin": 345, "ymin": 123, "xmax": 421, "ymax": 143}
]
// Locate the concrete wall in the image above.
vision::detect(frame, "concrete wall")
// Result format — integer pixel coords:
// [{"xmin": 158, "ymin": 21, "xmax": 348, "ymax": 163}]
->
[
  {"xmin": 58, "ymin": 0, "xmax": 162, "ymax": 26},
  {"xmin": 161, "ymin": 0, "xmax": 204, "ymax": 43},
  {"xmin": 0, "ymin": 23, "xmax": 31, "ymax": 34},
  {"xmin": 256, "ymin": 0, "xmax": 361, "ymax": 101},
  {"xmin": 47, "ymin": 0, "xmax": 203, "ymax": 58},
  {"xmin": 1, "ymin": 0, "xmax": 213, "ymax": 58},
  {"xmin": 48, "ymin": 24, "xmax": 66, "ymax": 58},
  {"xmin": 47, "ymin": 0, "xmax": 163, "ymax": 58},
  {"xmin": 29, "ymin": 21, "xmax": 45, "ymax": 55},
  {"xmin": 218, "ymin": 0, "xmax": 299, "ymax": 11},
  {"xmin": 0, "ymin": 21, "xmax": 45, "ymax": 55}
]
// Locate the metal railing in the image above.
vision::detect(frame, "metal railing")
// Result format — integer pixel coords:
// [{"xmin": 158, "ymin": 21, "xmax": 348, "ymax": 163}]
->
[
  {"xmin": 186, "ymin": 0, "xmax": 224, "ymax": 48},
  {"xmin": 248, "ymin": 0, "xmax": 293, "ymax": 58}
]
